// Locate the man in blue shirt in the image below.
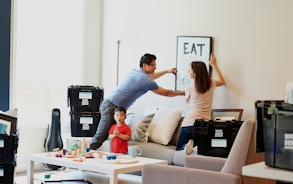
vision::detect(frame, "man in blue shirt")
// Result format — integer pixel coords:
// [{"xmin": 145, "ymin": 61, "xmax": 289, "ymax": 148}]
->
[{"xmin": 90, "ymin": 53, "xmax": 185, "ymax": 150}]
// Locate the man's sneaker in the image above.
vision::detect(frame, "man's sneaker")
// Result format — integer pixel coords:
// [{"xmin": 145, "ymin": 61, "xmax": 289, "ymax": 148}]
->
[{"xmin": 184, "ymin": 139, "xmax": 194, "ymax": 155}]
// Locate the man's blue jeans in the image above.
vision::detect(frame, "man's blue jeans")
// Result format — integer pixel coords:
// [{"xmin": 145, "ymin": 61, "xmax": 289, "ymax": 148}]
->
[{"xmin": 90, "ymin": 99, "xmax": 117, "ymax": 150}]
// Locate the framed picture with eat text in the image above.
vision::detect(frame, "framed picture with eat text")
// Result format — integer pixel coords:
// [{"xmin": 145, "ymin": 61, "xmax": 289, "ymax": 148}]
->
[{"xmin": 175, "ymin": 36, "xmax": 212, "ymax": 91}]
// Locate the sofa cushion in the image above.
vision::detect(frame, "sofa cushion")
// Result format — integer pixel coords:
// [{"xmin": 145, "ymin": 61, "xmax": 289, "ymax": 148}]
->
[
  {"xmin": 148, "ymin": 108, "xmax": 182, "ymax": 145},
  {"xmin": 129, "ymin": 140, "xmax": 177, "ymax": 165}
]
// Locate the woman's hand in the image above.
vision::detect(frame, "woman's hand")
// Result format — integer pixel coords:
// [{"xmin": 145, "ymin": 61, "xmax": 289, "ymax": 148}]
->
[
  {"xmin": 209, "ymin": 53, "xmax": 225, "ymax": 86},
  {"xmin": 209, "ymin": 53, "xmax": 218, "ymax": 69}
]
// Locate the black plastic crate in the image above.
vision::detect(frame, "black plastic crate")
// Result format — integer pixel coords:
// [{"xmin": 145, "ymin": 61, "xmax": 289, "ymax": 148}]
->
[
  {"xmin": 255, "ymin": 100, "xmax": 284, "ymax": 152},
  {"xmin": 256, "ymin": 100, "xmax": 293, "ymax": 171},
  {"xmin": 70, "ymin": 112, "xmax": 100, "ymax": 137},
  {"xmin": 0, "ymin": 162, "xmax": 16, "ymax": 184},
  {"xmin": 194, "ymin": 119, "xmax": 243, "ymax": 158},
  {"xmin": 0, "ymin": 134, "xmax": 18, "ymax": 162},
  {"xmin": 67, "ymin": 85, "xmax": 104, "ymax": 113}
]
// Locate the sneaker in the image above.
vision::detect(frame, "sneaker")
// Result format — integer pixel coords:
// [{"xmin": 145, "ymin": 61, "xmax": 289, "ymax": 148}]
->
[{"xmin": 184, "ymin": 139, "xmax": 194, "ymax": 155}]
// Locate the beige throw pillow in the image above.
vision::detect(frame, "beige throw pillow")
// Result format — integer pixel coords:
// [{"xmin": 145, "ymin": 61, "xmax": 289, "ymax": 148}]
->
[
  {"xmin": 148, "ymin": 108, "xmax": 182, "ymax": 145},
  {"xmin": 131, "ymin": 114, "xmax": 154, "ymax": 142}
]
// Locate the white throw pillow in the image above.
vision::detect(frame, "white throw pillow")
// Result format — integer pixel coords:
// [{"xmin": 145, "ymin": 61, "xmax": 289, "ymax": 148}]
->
[{"xmin": 148, "ymin": 108, "xmax": 182, "ymax": 145}]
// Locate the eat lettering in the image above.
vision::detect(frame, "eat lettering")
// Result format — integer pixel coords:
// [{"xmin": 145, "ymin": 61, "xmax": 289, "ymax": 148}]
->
[{"xmin": 183, "ymin": 42, "xmax": 205, "ymax": 56}]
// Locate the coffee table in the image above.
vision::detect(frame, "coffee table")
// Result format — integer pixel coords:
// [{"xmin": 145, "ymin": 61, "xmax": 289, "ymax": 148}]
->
[{"xmin": 27, "ymin": 152, "xmax": 168, "ymax": 184}]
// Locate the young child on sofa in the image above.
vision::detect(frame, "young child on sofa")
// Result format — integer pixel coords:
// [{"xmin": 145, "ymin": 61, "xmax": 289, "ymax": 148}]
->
[{"xmin": 108, "ymin": 107, "xmax": 131, "ymax": 153}]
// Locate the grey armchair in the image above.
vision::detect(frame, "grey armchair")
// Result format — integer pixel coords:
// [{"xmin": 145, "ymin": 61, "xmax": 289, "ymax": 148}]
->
[{"xmin": 142, "ymin": 119, "xmax": 275, "ymax": 184}]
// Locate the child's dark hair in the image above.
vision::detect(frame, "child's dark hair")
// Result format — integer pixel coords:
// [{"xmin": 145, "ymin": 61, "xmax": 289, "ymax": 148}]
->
[{"xmin": 115, "ymin": 106, "xmax": 126, "ymax": 114}]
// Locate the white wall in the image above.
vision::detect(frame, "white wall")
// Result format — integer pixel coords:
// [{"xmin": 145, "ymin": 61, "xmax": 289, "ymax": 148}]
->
[
  {"xmin": 13, "ymin": 0, "xmax": 102, "ymax": 173},
  {"xmin": 14, "ymin": 0, "xmax": 293, "ymax": 172},
  {"xmin": 99, "ymin": 0, "xmax": 293, "ymax": 120},
  {"xmin": 83, "ymin": 0, "xmax": 103, "ymax": 85}
]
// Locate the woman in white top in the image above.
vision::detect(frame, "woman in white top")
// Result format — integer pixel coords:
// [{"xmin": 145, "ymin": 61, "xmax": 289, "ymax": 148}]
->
[{"xmin": 176, "ymin": 54, "xmax": 225, "ymax": 154}]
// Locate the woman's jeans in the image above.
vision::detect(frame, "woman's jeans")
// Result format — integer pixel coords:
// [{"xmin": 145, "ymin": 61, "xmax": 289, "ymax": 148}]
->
[{"xmin": 176, "ymin": 125, "xmax": 194, "ymax": 151}]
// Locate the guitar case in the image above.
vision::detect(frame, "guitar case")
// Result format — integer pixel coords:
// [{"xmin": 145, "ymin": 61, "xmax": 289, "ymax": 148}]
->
[{"xmin": 44, "ymin": 108, "xmax": 63, "ymax": 170}]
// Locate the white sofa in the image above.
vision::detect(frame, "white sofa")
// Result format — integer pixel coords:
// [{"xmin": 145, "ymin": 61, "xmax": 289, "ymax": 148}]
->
[{"xmin": 76, "ymin": 108, "xmax": 244, "ymax": 166}]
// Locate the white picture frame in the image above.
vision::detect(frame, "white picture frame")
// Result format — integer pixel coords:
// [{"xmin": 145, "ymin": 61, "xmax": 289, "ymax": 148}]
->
[{"xmin": 175, "ymin": 36, "xmax": 212, "ymax": 91}]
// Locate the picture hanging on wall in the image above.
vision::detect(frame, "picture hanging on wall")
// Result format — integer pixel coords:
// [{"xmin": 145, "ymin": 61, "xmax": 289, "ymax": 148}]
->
[{"xmin": 175, "ymin": 36, "xmax": 212, "ymax": 91}]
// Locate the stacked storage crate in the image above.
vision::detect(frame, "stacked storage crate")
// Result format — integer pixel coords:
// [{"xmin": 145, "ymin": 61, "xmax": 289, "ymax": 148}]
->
[
  {"xmin": 67, "ymin": 85, "xmax": 104, "ymax": 138},
  {"xmin": 256, "ymin": 100, "xmax": 293, "ymax": 171},
  {"xmin": 194, "ymin": 119, "xmax": 243, "ymax": 158},
  {"xmin": 0, "ymin": 113, "xmax": 19, "ymax": 184}
]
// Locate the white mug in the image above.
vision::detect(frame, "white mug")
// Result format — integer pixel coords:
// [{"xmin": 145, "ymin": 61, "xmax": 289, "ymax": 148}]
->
[{"xmin": 128, "ymin": 145, "xmax": 142, "ymax": 158}]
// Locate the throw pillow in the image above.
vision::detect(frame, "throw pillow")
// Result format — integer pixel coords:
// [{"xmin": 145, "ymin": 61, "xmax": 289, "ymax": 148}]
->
[
  {"xmin": 148, "ymin": 108, "xmax": 182, "ymax": 145},
  {"xmin": 131, "ymin": 114, "xmax": 155, "ymax": 142}
]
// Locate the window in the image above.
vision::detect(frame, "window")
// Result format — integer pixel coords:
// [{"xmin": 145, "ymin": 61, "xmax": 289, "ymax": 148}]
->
[{"xmin": 13, "ymin": 0, "xmax": 84, "ymax": 128}]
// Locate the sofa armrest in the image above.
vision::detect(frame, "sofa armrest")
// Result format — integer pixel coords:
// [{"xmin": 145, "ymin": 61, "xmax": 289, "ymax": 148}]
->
[{"xmin": 185, "ymin": 155, "xmax": 226, "ymax": 171}]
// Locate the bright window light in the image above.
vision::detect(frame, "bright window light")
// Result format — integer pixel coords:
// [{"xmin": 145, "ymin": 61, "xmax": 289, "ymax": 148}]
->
[{"xmin": 13, "ymin": 0, "xmax": 84, "ymax": 128}]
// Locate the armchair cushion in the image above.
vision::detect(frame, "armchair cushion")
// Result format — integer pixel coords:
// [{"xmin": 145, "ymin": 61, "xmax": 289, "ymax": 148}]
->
[
  {"xmin": 142, "ymin": 163, "xmax": 242, "ymax": 184},
  {"xmin": 187, "ymin": 168, "xmax": 242, "ymax": 184},
  {"xmin": 142, "ymin": 164, "xmax": 187, "ymax": 184},
  {"xmin": 185, "ymin": 154, "xmax": 226, "ymax": 171}
]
